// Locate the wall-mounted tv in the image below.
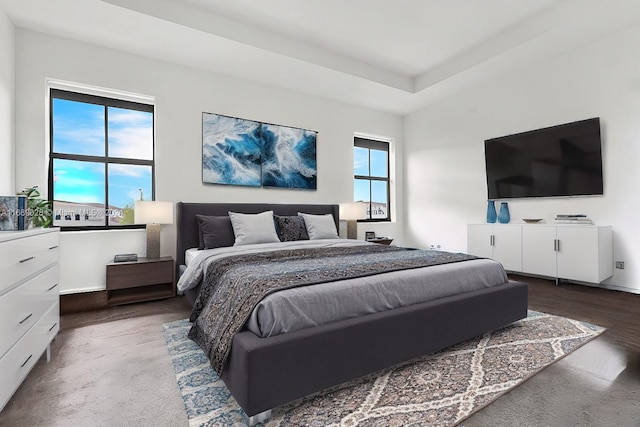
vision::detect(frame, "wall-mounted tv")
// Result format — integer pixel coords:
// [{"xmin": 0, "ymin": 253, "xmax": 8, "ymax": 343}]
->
[{"xmin": 485, "ymin": 118, "xmax": 603, "ymax": 199}]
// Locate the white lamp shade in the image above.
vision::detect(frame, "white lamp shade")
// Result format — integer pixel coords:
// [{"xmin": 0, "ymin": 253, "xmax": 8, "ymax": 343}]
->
[
  {"xmin": 134, "ymin": 201, "xmax": 174, "ymax": 225},
  {"xmin": 340, "ymin": 202, "xmax": 367, "ymax": 220}
]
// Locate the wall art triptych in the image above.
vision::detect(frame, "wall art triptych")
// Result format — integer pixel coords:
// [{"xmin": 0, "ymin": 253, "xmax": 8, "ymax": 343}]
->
[{"xmin": 202, "ymin": 112, "xmax": 317, "ymax": 190}]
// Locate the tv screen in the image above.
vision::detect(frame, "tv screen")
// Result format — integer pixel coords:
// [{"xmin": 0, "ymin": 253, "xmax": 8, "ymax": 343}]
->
[{"xmin": 485, "ymin": 118, "xmax": 603, "ymax": 199}]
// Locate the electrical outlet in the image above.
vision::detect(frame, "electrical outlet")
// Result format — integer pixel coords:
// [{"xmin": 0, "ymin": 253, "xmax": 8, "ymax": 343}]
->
[{"xmin": 615, "ymin": 261, "xmax": 624, "ymax": 269}]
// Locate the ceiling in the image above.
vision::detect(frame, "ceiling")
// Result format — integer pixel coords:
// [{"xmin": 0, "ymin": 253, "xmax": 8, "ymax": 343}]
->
[{"xmin": 3, "ymin": 0, "xmax": 640, "ymax": 115}]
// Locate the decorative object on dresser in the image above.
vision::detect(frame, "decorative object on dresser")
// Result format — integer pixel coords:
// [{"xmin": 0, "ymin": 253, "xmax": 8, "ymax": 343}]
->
[
  {"xmin": 497, "ymin": 201, "xmax": 510, "ymax": 223},
  {"xmin": 340, "ymin": 202, "xmax": 367, "ymax": 239},
  {"xmin": 486, "ymin": 200, "xmax": 497, "ymax": 223},
  {"xmin": 134, "ymin": 201, "xmax": 174, "ymax": 259},
  {"xmin": 554, "ymin": 214, "xmax": 593, "ymax": 224},
  {"xmin": 106, "ymin": 256, "xmax": 175, "ymax": 305},
  {"xmin": 19, "ymin": 185, "xmax": 53, "ymax": 229},
  {"xmin": 0, "ymin": 195, "xmax": 27, "ymax": 230},
  {"xmin": 0, "ymin": 228, "xmax": 60, "ymax": 411}
]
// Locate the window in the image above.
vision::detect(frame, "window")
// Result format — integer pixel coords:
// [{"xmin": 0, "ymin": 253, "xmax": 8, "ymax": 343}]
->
[
  {"xmin": 353, "ymin": 137, "xmax": 390, "ymax": 221},
  {"xmin": 49, "ymin": 89, "xmax": 154, "ymax": 229}
]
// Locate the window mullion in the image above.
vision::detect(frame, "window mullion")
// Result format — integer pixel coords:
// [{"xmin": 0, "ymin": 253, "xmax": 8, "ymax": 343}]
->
[{"xmin": 104, "ymin": 106, "xmax": 109, "ymax": 227}]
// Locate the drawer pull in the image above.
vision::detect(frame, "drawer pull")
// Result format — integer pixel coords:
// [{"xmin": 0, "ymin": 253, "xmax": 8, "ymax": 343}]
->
[
  {"xmin": 19, "ymin": 313, "xmax": 33, "ymax": 324},
  {"xmin": 20, "ymin": 354, "xmax": 33, "ymax": 368},
  {"xmin": 19, "ymin": 256, "xmax": 35, "ymax": 263},
  {"xmin": 49, "ymin": 245, "xmax": 59, "ymax": 250},
  {"xmin": 48, "ymin": 283, "xmax": 59, "ymax": 291},
  {"xmin": 48, "ymin": 322, "xmax": 58, "ymax": 332}
]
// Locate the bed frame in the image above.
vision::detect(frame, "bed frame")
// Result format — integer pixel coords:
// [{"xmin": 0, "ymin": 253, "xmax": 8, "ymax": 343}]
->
[{"xmin": 176, "ymin": 202, "xmax": 528, "ymax": 424}]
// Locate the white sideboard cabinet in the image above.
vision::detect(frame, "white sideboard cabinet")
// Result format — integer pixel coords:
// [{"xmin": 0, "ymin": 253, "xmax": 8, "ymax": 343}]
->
[
  {"xmin": 467, "ymin": 223, "xmax": 613, "ymax": 284},
  {"xmin": 467, "ymin": 224, "xmax": 522, "ymax": 272},
  {"xmin": 0, "ymin": 228, "xmax": 60, "ymax": 412},
  {"xmin": 522, "ymin": 225, "xmax": 613, "ymax": 284}
]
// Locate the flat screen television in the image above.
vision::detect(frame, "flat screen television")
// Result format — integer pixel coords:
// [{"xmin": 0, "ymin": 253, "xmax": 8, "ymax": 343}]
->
[{"xmin": 484, "ymin": 117, "xmax": 603, "ymax": 199}]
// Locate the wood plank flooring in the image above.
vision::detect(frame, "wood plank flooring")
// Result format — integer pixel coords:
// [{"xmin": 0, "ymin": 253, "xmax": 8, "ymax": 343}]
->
[{"xmin": 516, "ymin": 274, "xmax": 640, "ymax": 351}]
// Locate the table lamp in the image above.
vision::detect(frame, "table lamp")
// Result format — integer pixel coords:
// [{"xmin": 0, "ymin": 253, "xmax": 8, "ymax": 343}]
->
[
  {"xmin": 340, "ymin": 202, "xmax": 367, "ymax": 239},
  {"xmin": 134, "ymin": 201, "xmax": 174, "ymax": 258}
]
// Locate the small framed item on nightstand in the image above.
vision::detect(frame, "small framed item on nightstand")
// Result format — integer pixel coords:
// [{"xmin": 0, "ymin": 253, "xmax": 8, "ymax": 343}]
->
[{"xmin": 365, "ymin": 231, "xmax": 376, "ymax": 241}]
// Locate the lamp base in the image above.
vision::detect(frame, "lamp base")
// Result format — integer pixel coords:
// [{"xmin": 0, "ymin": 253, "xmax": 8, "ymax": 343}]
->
[
  {"xmin": 146, "ymin": 224, "xmax": 161, "ymax": 259},
  {"xmin": 346, "ymin": 220, "xmax": 358, "ymax": 239}
]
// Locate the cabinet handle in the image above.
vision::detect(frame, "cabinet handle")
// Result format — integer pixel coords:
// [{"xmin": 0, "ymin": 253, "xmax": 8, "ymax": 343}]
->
[
  {"xmin": 47, "ymin": 283, "xmax": 59, "ymax": 291},
  {"xmin": 48, "ymin": 245, "xmax": 59, "ymax": 250},
  {"xmin": 48, "ymin": 322, "xmax": 58, "ymax": 332},
  {"xmin": 19, "ymin": 313, "xmax": 33, "ymax": 324},
  {"xmin": 19, "ymin": 256, "xmax": 35, "ymax": 263},
  {"xmin": 20, "ymin": 354, "xmax": 33, "ymax": 368},
  {"xmin": 557, "ymin": 240, "xmax": 560, "ymax": 252}
]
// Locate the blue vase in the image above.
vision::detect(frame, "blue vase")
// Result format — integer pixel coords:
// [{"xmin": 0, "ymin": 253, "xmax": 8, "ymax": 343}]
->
[
  {"xmin": 486, "ymin": 201, "xmax": 497, "ymax": 223},
  {"xmin": 498, "ymin": 202, "xmax": 510, "ymax": 223}
]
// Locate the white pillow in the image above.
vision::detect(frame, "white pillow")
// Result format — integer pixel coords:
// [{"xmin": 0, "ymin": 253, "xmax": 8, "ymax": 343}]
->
[
  {"xmin": 298, "ymin": 213, "xmax": 339, "ymax": 240},
  {"xmin": 228, "ymin": 211, "xmax": 280, "ymax": 246}
]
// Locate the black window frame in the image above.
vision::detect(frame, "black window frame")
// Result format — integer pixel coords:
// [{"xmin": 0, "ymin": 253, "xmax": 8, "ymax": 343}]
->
[
  {"xmin": 48, "ymin": 88, "xmax": 155, "ymax": 231},
  {"xmin": 354, "ymin": 136, "xmax": 391, "ymax": 222}
]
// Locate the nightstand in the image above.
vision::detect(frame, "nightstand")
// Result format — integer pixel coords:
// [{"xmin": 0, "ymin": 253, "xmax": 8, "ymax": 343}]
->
[
  {"xmin": 106, "ymin": 256, "xmax": 175, "ymax": 305},
  {"xmin": 367, "ymin": 238, "xmax": 393, "ymax": 245}
]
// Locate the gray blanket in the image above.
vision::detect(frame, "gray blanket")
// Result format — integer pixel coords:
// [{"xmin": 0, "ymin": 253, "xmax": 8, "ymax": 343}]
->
[{"xmin": 188, "ymin": 244, "xmax": 477, "ymax": 374}]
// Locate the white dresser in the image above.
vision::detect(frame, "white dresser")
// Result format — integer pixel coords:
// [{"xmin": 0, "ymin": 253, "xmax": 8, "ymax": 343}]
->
[{"xmin": 0, "ymin": 228, "xmax": 60, "ymax": 411}]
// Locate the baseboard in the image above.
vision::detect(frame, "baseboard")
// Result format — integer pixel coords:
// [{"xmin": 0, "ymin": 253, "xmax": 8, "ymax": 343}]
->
[{"xmin": 600, "ymin": 283, "xmax": 640, "ymax": 295}]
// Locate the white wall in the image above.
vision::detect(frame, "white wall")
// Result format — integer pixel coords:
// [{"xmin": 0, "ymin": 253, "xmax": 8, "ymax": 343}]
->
[
  {"xmin": 15, "ymin": 29, "xmax": 404, "ymax": 294},
  {"xmin": 0, "ymin": 9, "xmax": 14, "ymax": 194},
  {"xmin": 404, "ymin": 23, "xmax": 640, "ymax": 293}
]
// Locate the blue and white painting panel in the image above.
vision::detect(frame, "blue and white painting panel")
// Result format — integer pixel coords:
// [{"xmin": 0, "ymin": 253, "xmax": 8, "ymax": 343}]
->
[
  {"xmin": 261, "ymin": 124, "xmax": 317, "ymax": 189},
  {"xmin": 202, "ymin": 113, "xmax": 262, "ymax": 186}
]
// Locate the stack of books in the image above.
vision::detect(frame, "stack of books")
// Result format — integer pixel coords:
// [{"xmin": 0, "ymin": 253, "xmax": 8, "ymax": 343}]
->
[{"xmin": 554, "ymin": 214, "xmax": 593, "ymax": 224}]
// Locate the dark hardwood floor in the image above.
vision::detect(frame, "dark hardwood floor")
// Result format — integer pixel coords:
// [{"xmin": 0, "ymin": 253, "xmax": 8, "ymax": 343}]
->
[
  {"xmin": 6, "ymin": 276, "xmax": 636, "ymax": 426},
  {"xmin": 516, "ymin": 274, "xmax": 640, "ymax": 352}
]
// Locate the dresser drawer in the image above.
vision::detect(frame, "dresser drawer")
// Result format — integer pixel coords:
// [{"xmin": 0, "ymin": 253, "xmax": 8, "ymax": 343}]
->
[
  {"xmin": 0, "ymin": 230, "xmax": 59, "ymax": 296},
  {"xmin": 0, "ymin": 302, "xmax": 59, "ymax": 411},
  {"xmin": 0, "ymin": 266, "xmax": 59, "ymax": 358}
]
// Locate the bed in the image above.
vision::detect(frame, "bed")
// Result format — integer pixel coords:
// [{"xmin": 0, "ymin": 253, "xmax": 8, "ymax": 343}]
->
[{"xmin": 175, "ymin": 202, "xmax": 528, "ymax": 424}]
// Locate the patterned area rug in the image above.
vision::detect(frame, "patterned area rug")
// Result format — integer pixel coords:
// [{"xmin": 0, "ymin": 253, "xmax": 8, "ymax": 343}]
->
[{"xmin": 163, "ymin": 311, "xmax": 604, "ymax": 426}]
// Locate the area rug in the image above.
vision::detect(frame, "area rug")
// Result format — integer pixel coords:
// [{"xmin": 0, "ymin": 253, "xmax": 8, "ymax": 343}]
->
[{"xmin": 163, "ymin": 311, "xmax": 604, "ymax": 426}]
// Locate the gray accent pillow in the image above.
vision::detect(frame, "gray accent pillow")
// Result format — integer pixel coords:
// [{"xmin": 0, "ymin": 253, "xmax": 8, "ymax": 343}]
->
[
  {"xmin": 229, "ymin": 211, "xmax": 280, "ymax": 246},
  {"xmin": 274, "ymin": 215, "xmax": 309, "ymax": 242},
  {"xmin": 195, "ymin": 215, "xmax": 235, "ymax": 250},
  {"xmin": 298, "ymin": 212, "xmax": 339, "ymax": 240}
]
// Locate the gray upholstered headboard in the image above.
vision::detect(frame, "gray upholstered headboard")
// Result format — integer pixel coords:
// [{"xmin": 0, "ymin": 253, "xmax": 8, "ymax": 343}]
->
[{"xmin": 175, "ymin": 202, "xmax": 340, "ymax": 273}]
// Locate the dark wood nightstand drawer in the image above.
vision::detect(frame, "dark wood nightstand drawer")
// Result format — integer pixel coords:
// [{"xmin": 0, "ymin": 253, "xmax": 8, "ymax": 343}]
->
[{"xmin": 106, "ymin": 257, "xmax": 174, "ymax": 305}]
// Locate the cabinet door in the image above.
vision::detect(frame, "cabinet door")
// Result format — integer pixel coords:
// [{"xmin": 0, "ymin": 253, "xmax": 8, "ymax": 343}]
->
[
  {"xmin": 467, "ymin": 225, "xmax": 493, "ymax": 259},
  {"xmin": 556, "ymin": 227, "xmax": 599, "ymax": 282},
  {"xmin": 522, "ymin": 226, "xmax": 557, "ymax": 277},
  {"xmin": 492, "ymin": 225, "xmax": 522, "ymax": 271}
]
